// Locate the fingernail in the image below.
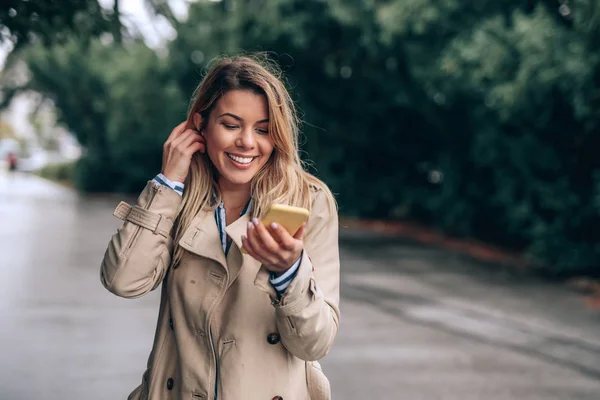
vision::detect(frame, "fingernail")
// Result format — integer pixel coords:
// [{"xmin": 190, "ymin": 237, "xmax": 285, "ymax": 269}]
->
[
  {"xmin": 271, "ymin": 222, "xmax": 278, "ymax": 229},
  {"xmin": 247, "ymin": 222, "xmax": 253, "ymax": 229},
  {"xmin": 252, "ymin": 218, "xmax": 259, "ymax": 226},
  {"xmin": 241, "ymin": 235, "xmax": 246, "ymax": 241}
]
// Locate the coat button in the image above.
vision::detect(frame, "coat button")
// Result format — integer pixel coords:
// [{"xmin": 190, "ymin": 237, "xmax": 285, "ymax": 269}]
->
[
  {"xmin": 169, "ymin": 318, "xmax": 173, "ymax": 330},
  {"xmin": 166, "ymin": 378, "xmax": 174, "ymax": 390},
  {"xmin": 267, "ymin": 333, "xmax": 280, "ymax": 345}
]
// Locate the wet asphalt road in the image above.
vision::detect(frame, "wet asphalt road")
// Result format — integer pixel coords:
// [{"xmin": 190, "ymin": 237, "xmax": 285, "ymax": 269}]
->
[{"xmin": 1, "ymin": 171, "xmax": 600, "ymax": 400}]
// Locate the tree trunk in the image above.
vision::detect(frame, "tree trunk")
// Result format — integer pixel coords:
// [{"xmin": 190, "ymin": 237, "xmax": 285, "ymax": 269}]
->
[{"xmin": 112, "ymin": 0, "xmax": 123, "ymax": 44}]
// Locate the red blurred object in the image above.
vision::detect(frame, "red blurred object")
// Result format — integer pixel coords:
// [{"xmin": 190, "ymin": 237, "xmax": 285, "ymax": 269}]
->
[{"xmin": 7, "ymin": 152, "xmax": 17, "ymax": 171}]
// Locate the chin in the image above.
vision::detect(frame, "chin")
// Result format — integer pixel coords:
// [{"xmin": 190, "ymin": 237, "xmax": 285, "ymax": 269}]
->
[{"xmin": 222, "ymin": 172, "xmax": 256, "ymax": 186}]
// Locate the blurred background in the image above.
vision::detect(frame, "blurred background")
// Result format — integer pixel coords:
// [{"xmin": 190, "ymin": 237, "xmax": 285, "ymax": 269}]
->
[
  {"xmin": 1, "ymin": 1, "xmax": 600, "ymax": 399},
  {"xmin": 2, "ymin": 0, "xmax": 600, "ymax": 275}
]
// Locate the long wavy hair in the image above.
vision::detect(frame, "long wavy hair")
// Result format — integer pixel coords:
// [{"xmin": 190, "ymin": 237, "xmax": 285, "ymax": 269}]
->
[{"xmin": 171, "ymin": 54, "xmax": 336, "ymax": 267}]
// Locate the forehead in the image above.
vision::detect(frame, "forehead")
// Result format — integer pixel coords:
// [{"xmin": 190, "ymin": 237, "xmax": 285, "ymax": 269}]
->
[{"xmin": 213, "ymin": 90, "xmax": 269, "ymax": 120}]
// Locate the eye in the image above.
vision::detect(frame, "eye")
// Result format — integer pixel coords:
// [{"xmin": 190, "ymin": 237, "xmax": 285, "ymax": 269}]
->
[
  {"xmin": 256, "ymin": 128, "xmax": 269, "ymax": 135},
  {"xmin": 223, "ymin": 123, "xmax": 238, "ymax": 130}
]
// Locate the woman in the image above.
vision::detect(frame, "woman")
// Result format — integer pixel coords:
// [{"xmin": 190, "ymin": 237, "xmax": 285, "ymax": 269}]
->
[{"xmin": 100, "ymin": 55, "xmax": 340, "ymax": 400}]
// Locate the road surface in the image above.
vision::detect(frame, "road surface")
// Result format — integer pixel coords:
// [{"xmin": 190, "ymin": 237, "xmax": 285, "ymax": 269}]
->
[{"xmin": 1, "ymin": 172, "xmax": 600, "ymax": 399}]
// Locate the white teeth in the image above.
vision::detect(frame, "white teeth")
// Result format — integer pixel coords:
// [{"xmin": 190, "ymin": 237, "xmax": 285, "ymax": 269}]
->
[{"xmin": 227, "ymin": 153, "xmax": 254, "ymax": 164}]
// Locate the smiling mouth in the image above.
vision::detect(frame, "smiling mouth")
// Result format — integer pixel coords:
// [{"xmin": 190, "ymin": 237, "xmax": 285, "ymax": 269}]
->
[{"xmin": 226, "ymin": 153, "xmax": 257, "ymax": 164}]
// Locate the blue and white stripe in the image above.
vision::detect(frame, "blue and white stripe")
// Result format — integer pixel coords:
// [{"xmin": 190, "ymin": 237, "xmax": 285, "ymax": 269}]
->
[
  {"xmin": 152, "ymin": 173, "xmax": 184, "ymax": 196},
  {"xmin": 152, "ymin": 174, "xmax": 299, "ymax": 295},
  {"xmin": 269, "ymin": 259, "xmax": 301, "ymax": 293}
]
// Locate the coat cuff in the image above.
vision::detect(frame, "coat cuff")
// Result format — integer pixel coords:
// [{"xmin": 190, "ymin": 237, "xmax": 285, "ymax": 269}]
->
[
  {"xmin": 152, "ymin": 173, "xmax": 184, "ymax": 196},
  {"xmin": 269, "ymin": 255, "xmax": 302, "ymax": 295},
  {"xmin": 274, "ymin": 250, "xmax": 319, "ymax": 317},
  {"xmin": 144, "ymin": 180, "xmax": 184, "ymax": 220}
]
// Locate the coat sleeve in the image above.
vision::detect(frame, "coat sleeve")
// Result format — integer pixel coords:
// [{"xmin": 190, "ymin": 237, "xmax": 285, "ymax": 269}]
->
[
  {"xmin": 258, "ymin": 189, "xmax": 341, "ymax": 361},
  {"xmin": 100, "ymin": 181, "xmax": 182, "ymax": 299}
]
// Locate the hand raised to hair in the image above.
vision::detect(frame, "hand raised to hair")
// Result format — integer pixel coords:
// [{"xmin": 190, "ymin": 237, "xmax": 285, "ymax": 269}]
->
[{"xmin": 161, "ymin": 118, "xmax": 205, "ymax": 183}]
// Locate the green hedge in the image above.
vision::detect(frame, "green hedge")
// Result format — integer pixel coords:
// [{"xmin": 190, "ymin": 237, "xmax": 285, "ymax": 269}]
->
[
  {"xmin": 34, "ymin": 162, "xmax": 76, "ymax": 185},
  {"xmin": 9, "ymin": 0, "xmax": 600, "ymax": 277}
]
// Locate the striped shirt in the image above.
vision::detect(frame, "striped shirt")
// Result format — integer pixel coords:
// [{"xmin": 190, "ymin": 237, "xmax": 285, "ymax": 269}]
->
[
  {"xmin": 152, "ymin": 174, "xmax": 300, "ymax": 295},
  {"xmin": 153, "ymin": 173, "xmax": 184, "ymax": 196}
]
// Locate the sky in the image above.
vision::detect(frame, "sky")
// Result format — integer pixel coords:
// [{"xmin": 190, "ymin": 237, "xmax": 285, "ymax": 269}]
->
[
  {"xmin": 1, "ymin": 0, "xmax": 193, "ymax": 140},
  {"xmin": 96, "ymin": 0, "xmax": 189, "ymax": 48}
]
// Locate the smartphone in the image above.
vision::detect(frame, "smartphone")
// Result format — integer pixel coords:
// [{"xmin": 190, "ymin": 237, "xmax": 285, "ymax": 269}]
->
[
  {"xmin": 241, "ymin": 204, "xmax": 309, "ymax": 253},
  {"xmin": 262, "ymin": 204, "xmax": 310, "ymax": 236}
]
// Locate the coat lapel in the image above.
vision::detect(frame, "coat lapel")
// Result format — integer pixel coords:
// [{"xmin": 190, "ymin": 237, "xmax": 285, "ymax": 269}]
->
[
  {"xmin": 224, "ymin": 214, "xmax": 259, "ymax": 285},
  {"xmin": 225, "ymin": 215, "xmax": 277, "ymax": 298},
  {"xmin": 177, "ymin": 207, "xmax": 273, "ymax": 296},
  {"xmin": 177, "ymin": 208, "xmax": 227, "ymax": 268},
  {"xmin": 223, "ymin": 213, "xmax": 250, "ymax": 255}
]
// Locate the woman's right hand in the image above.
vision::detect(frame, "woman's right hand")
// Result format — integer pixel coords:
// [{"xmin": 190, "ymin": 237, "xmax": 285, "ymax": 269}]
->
[{"xmin": 161, "ymin": 120, "xmax": 206, "ymax": 183}]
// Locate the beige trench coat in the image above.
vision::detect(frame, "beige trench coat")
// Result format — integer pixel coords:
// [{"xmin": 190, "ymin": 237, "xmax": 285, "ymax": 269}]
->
[{"xmin": 100, "ymin": 181, "xmax": 340, "ymax": 400}]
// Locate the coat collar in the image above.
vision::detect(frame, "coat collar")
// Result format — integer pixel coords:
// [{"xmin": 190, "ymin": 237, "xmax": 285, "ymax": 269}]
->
[
  {"xmin": 176, "ymin": 209, "xmax": 255, "ymax": 269},
  {"xmin": 177, "ymin": 208, "xmax": 227, "ymax": 268},
  {"xmin": 175, "ymin": 204, "xmax": 275, "ymax": 297},
  {"xmin": 224, "ymin": 212, "xmax": 250, "ymax": 253},
  {"xmin": 225, "ymin": 215, "xmax": 277, "ymax": 297}
]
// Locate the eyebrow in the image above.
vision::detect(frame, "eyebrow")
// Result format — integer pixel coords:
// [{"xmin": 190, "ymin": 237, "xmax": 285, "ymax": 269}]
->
[{"xmin": 217, "ymin": 113, "xmax": 269, "ymax": 123}]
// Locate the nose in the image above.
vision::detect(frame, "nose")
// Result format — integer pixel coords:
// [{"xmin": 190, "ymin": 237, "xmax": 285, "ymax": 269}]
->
[{"xmin": 236, "ymin": 127, "xmax": 256, "ymax": 149}]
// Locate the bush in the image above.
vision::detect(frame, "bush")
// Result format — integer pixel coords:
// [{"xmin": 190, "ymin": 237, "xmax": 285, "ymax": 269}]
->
[{"xmin": 34, "ymin": 162, "xmax": 75, "ymax": 185}]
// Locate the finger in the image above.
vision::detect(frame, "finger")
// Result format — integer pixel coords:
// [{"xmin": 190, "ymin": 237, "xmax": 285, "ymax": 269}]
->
[
  {"xmin": 166, "ymin": 121, "xmax": 187, "ymax": 144},
  {"xmin": 184, "ymin": 141, "xmax": 205, "ymax": 156},
  {"xmin": 269, "ymin": 222, "xmax": 296, "ymax": 251},
  {"xmin": 244, "ymin": 222, "xmax": 262, "ymax": 259},
  {"xmin": 241, "ymin": 234, "xmax": 261, "ymax": 262},
  {"xmin": 247, "ymin": 221, "xmax": 277, "ymax": 263},
  {"xmin": 293, "ymin": 222, "xmax": 306, "ymax": 240},
  {"xmin": 179, "ymin": 132, "xmax": 203, "ymax": 150},
  {"xmin": 165, "ymin": 130, "xmax": 193, "ymax": 152},
  {"xmin": 196, "ymin": 136, "xmax": 207, "ymax": 153},
  {"xmin": 252, "ymin": 218, "xmax": 281, "ymax": 253},
  {"xmin": 245, "ymin": 227, "xmax": 272, "ymax": 266},
  {"xmin": 169, "ymin": 129, "xmax": 196, "ymax": 149},
  {"xmin": 182, "ymin": 132, "xmax": 206, "ymax": 152}
]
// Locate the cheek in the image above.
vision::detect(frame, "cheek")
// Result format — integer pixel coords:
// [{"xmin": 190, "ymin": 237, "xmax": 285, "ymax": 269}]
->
[
  {"xmin": 204, "ymin": 137, "xmax": 217, "ymax": 158},
  {"xmin": 260, "ymin": 137, "xmax": 275, "ymax": 159},
  {"xmin": 203, "ymin": 140, "xmax": 226, "ymax": 172},
  {"xmin": 204, "ymin": 130, "xmax": 226, "ymax": 158},
  {"xmin": 206, "ymin": 147, "xmax": 219, "ymax": 167}
]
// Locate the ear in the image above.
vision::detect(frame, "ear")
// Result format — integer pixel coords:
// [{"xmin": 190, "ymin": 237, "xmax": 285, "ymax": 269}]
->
[{"xmin": 193, "ymin": 113, "xmax": 203, "ymax": 133}]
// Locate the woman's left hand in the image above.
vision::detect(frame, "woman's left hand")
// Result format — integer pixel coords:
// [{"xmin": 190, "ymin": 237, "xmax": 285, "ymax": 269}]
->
[{"xmin": 242, "ymin": 218, "xmax": 306, "ymax": 274}]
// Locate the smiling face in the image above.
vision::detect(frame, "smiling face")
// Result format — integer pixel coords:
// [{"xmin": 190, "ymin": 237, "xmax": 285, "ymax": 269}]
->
[{"xmin": 201, "ymin": 89, "xmax": 274, "ymax": 191}]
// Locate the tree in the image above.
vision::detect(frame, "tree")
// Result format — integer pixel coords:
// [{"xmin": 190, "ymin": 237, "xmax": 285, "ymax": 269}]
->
[
  {"xmin": 0, "ymin": 0, "xmax": 110, "ymax": 48},
  {"xmin": 12, "ymin": 37, "xmax": 186, "ymax": 192},
  {"xmin": 3, "ymin": 0, "xmax": 600, "ymax": 275}
]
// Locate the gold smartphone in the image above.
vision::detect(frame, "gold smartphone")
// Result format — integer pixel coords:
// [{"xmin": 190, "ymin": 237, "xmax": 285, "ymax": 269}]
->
[{"xmin": 241, "ymin": 204, "xmax": 309, "ymax": 253}]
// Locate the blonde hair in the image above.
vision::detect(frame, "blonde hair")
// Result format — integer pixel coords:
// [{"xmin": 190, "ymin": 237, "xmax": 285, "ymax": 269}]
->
[{"xmin": 171, "ymin": 54, "xmax": 336, "ymax": 267}]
